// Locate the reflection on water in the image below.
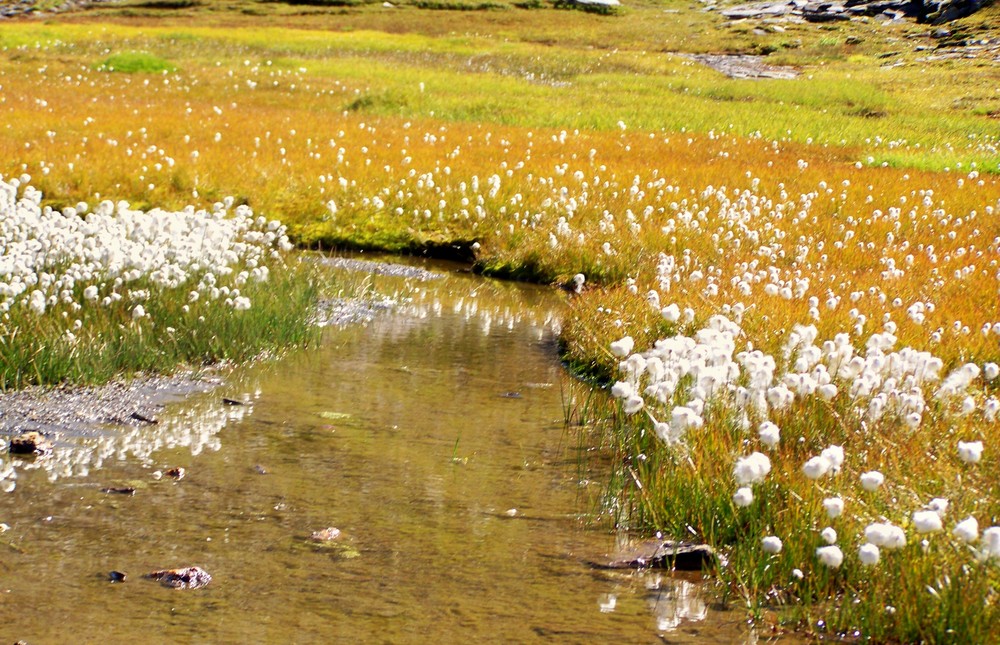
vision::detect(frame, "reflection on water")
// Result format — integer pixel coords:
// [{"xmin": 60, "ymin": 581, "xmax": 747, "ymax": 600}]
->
[
  {"xmin": 0, "ymin": 257, "xmax": 760, "ymax": 643},
  {"xmin": 1, "ymin": 398, "xmax": 250, "ymax": 489}
]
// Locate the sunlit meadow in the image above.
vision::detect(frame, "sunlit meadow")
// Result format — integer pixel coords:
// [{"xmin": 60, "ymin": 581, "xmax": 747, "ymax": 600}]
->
[{"xmin": 1, "ymin": 1, "xmax": 1000, "ymax": 640}]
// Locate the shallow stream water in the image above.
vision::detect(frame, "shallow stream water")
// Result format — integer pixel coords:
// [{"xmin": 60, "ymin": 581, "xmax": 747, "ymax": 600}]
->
[{"xmin": 0, "ymin": 259, "xmax": 756, "ymax": 643}]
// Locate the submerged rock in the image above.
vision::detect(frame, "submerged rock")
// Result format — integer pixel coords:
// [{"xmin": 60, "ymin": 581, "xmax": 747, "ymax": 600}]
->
[
  {"xmin": 9, "ymin": 431, "xmax": 53, "ymax": 456},
  {"xmin": 308, "ymin": 527, "xmax": 361, "ymax": 559},
  {"xmin": 146, "ymin": 566, "xmax": 212, "ymax": 589},
  {"xmin": 309, "ymin": 527, "xmax": 342, "ymax": 542},
  {"xmin": 102, "ymin": 486, "xmax": 136, "ymax": 496},
  {"xmin": 595, "ymin": 539, "xmax": 718, "ymax": 571}
]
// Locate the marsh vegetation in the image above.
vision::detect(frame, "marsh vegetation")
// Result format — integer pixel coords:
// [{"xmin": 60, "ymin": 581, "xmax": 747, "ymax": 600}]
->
[{"xmin": 1, "ymin": 0, "xmax": 999, "ymax": 640}]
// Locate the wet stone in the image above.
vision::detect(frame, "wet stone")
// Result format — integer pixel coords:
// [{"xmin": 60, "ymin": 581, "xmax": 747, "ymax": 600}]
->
[
  {"xmin": 595, "ymin": 539, "xmax": 718, "ymax": 571},
  {"xmin": 165, "ymin": 467, "xmax": 185, "ymax": 480},
  {"xmin": 108, "ymin": 570, "xmax": 127, "ymax": 583},
  {"xmin": 222, "ymin": 398, "xmax": 245, "ymax": 406},
  {"xmin": 9, "ymin": 431, "xmax": 53, "ymax": 456},
  {"xmin": 309, "ymin": 527, "xmax": 342, "ymax": 542},
  {"xmin": 146, "ymin": 566, "xmax": 212, "ymax": 589},
  {"xmin": 102, "ymin": 486, "xmax": 136, "ymax": 496},
  {"xmin": 129, "ymin": 411, "xmax": 158, "ymax": 425}
]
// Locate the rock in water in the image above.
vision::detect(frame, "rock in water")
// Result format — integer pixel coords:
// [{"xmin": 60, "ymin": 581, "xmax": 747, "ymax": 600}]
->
[
  {"xmin": 310, "ymin": 527, "xmax": 342, "ymax": 542},
  {"xmin": 9, "ymin": 431, "xmax": 53, "ymax": 456},
  {"xmin": 146, "ymin": 566, "xmax": 212, "ymax": 589},
  {"xmin": 595, "ymin": 539, "xmax": 718, "ymax": 571}
]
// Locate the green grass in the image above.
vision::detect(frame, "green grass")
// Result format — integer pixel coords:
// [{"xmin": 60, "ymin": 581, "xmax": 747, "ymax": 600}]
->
[
  {"xmin": 0, "ymin": 262, "xmax": 320, "ymax": 390},
  {"xmin": 94, "ymin": 51, "xmax": 178, "ymax": 73}
]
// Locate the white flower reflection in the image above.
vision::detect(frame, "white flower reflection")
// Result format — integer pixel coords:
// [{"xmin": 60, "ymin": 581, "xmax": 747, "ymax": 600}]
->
[{"xmin": 0, "ymin": 382, "xmax": 251, "ymax": 490}]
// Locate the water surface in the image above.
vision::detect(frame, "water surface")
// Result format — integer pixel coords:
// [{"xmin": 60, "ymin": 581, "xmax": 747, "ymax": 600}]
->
[{"xmin": 0, "ymin": 260, "xmax": 753, "ymax": 643}]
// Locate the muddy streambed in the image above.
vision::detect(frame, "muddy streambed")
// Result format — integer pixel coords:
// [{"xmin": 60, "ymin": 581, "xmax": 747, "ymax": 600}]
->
[{"xmin": 0, "ymin": 259, "xmax": 756, "ymax": 643}]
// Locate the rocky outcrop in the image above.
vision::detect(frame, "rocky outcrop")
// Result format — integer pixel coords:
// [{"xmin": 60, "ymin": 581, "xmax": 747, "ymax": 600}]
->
[
  {"xmin": 0, "ymin": 0, "xmax": 119, "ymax": 20},
  {"xmin": 717, "ymin": 0, "xmax": 990, "ymax": 24}
]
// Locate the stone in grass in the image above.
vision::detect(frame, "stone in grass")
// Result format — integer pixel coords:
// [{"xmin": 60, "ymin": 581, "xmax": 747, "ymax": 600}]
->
[
  {"xmin": 9, "ymin": 431, "xmax": 53, "ymax": 456},
  {"xmin": 146, "ymin": 566, "xmax": 212, "ymax": 589}
]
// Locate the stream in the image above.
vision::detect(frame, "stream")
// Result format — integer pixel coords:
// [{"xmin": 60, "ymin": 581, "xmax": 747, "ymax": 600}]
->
[{"xmin": 0, "ymin": 259, "xmax": 756, "ymax": 643}]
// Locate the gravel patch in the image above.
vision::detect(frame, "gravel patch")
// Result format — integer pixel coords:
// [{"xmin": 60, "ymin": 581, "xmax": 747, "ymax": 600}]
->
[
  {"xmin": 685, "ymin": 54, "xmax": 799, "ymax": 80},
  {"xmin": 0, "ymin": 373, "xmax": 220, "ymax": 440}
]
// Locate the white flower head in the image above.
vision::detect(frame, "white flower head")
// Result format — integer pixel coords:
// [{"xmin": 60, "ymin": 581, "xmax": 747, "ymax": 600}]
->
[
  {"xmin": 953, "ymin": 516, "xmax": 979, "ymax": 543},
  {"xmin": 734, "ymin": 452, "xmax": 771, "ymax": 486},
  {"xmin": 912, "ymin": 510, "xmax": 943, "ymax": 534},
  {"xmin": 816, "ymin": 545, "xmax": 844, "ymax": 568},
  {"xmin": 858, "ymin": 543, "xmax": 880, "ymax": 566},
  {"xmin": 958, "ymin": 441, "xmax": 983, "ymax": 465},
  {"xmin": 733, "ymin": 487, "xmax": 754, "ymax": 508},
  {"xmin": 823, "ymin": 497, "xmax": 844, "ymax": 519},
  {"xmin": 758, "ymin": 421, "xmax": 780, "ymax": 449},
  {"xmin": 762, "ymin": 536, "xmax": 783, "ymax": 554},
  {"xmin": 610, "ymin": 336, "xmax": 634, "ymax": 358},
  {"xmin": 860, "ymin": 471, "xmax": 885, "ymax": 492}
]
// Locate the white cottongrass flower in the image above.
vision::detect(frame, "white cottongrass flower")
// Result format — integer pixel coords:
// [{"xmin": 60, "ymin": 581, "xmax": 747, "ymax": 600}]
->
[
  {"xmin": 734, "ymin": 452, "xmax": 771, "ymax": 486},
  {"xmin": 610, "ymin": 381, "xmax": 633, "ymax": 399},
  {"xmin": 979, "ymin": 527, "xmax": 1000, "ymax": 561},
  {"xmin": 733, "ymin": 487, "xmax": 754, "ymax": 508},
  {"xmin": 823, "ymin": 497, "xmax": 844, "ymax": 519},
  {"xmin": 802, "ymin": 455, "xmax": 832, "ymax": 480},
  {"xmin": 912, "ymin": 510, "xmax": 943, "ymax": 534},
  {"xmin": 985, "ymin": 363, "xmax": 1000, "ymax": 382},
  {"xmin": 758, "ymin": 421, "xmax": 780, "ymax": 449},
  {"xmin": 858, "ymin": 543, "xmax": 881, "ymax": 566},
  {"xmin": 953, "ymin": 516, "xmax": 979, "ymax": 543},
  {"xmin": 762, "ymin": 536, "xmax": 783, "ymax": 554},
  {"xmin": 821, "ymin": 445, "xmax": 845, "ymax": 474},
  {"xmin": 957, "ymin": 440, "xmax": 983, "ymax": 464},
  {"xmin": 83, "ymin": 285, "xmax": 99, "ymax": 301},
  {"xmin": 820, "ymin": 527, "xmax": 838, "ymax": 545},
  {"xmin": 609, "ymin": 336, "xmax": 634, "ymax": 358},
  {"xmin": 860, "ymin": 471, "xmax": 885, "ymax": 492},
  {"xmin": 816, "ymin": 545, "xmax": 844, "ymax": 568},
  {"xmin": 926, "ymin": 498, "xmax": 948, "ymax": 517},
  {"xmin": 132, "ymin": 304, "xmax": 146, "ymax": 320},
  {"xmin": 29, "ymin": 290, "xmax": 46, "ymax": 315},
  {"xmin": 623, "ymin": 395, "xmax": 645, "ymax": 415},
  {"xmin": 865, "ymin": 522, "xmax": 907, "ymax": 549},
  {"xmin": 661, "ymin": 303, "xmax": 681, "ymax": 323}
]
